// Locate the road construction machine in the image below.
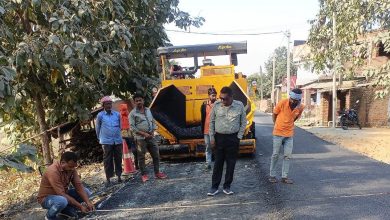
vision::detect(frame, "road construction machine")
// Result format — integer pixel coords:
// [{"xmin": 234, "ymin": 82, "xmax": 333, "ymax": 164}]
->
[{"xmin": 151, "ymin": 41, "xmax": 256, "ymax": 159}]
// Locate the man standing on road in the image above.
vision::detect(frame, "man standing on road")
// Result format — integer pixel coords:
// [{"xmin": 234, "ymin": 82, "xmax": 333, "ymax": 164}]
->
[
  {"xmin": 208, "ymin": 87, "xmax": 247, "ymax": 196},
  {"xmin": 269, "ymin": 88, "xmax": 304, "ymax": 184},
  {"xmin": 201, "ymin": 87, "xmax": 217, "ymax": 170},
  {"xmin": 38, "ymin": 152, "xmax": 95, "ymax": 220},
  {"xmin": 96, "ymin": 96, "xmax": 123, "ymax": 187},
  {"xmin": 130, "ymin": 93, "xmax": 167, "ymax": 183}
]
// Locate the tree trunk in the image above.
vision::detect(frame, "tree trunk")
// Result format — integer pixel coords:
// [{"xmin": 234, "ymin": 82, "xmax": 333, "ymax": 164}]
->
[{"xmin": 33, "ymin": 93, "xmax": 52, "ymax": 165}]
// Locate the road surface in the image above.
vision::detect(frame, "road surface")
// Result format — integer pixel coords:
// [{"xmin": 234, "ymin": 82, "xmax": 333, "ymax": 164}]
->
[{"xmin": 87, "ymin": 112, "xmax": 390, "ymax": 219}]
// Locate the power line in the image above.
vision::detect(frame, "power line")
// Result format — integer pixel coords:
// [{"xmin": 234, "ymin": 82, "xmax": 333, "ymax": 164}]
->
[
  {"xmin": 190, "ymin": 23, "xmax": 307, "ymax": 34},
  {"xmin": 165, "ymin": 29, "xmax": 285, "ymax": 36}
]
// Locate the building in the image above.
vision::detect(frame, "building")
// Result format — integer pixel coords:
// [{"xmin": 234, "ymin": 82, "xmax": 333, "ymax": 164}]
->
[{"xmin": 293, "ymin": 31, "xmax": 390, "ymax": 127}]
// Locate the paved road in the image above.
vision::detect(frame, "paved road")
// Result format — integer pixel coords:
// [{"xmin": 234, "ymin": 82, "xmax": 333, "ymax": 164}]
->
[
  {"xmin": 88, "ymin": 112, "xmax": 390, "ymax": 219},
  {"xmin": 255, "ymin": 112, "xmax": 390, "ymax": 220}
]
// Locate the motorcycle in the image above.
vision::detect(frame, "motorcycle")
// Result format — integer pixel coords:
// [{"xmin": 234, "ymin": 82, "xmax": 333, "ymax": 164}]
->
[{"xmin": 338, "ymin": 100, "xmax": 362, "ymax": 130}]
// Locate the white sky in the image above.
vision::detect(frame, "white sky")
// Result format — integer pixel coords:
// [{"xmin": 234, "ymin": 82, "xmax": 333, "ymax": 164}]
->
[{"xmin": 165, "ymin": 0, "xmax": 319, "ymax": 75}]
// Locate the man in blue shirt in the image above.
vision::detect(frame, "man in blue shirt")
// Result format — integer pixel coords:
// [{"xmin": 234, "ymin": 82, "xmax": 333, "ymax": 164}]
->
[{"xmin": 96, "ymin": 96, "xmax": 123, "ymax": 187}]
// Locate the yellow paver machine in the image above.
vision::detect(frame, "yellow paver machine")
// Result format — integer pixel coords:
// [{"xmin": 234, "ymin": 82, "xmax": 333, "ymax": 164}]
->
[{"xmin": 151, "ymin": 41, "xmax": 256, "ymax": 159}]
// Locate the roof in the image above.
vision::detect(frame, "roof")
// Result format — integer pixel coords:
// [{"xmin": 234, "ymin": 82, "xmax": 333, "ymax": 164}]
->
[
  {"xmin": 300, "ymin": 79, "xmax": 370, "ymax": 92},
  {"xmin": 157, "ymin": 41, "xmax": 247, "ymax": 59}
]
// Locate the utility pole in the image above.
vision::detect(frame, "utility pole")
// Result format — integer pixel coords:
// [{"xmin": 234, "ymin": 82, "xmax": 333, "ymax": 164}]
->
[
  {"xmin": 286, "ymin": 30, "xmax": 291, "ymax": 96},
  {"xmin": 332, "ymin": 10, "xmax": 337, "ymax": 128},
  {"xmin": 271, "ymin": 55, "xmax": 276, "ymax": 109},
  {"xmin": 259, "ymin": 66, "xmax": 263, "ymax": 100}
]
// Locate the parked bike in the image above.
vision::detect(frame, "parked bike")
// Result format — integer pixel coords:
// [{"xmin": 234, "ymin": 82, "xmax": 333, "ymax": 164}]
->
[{"xmin": 338, "ymin": 100, "xmax": 362, "ymax": 130}]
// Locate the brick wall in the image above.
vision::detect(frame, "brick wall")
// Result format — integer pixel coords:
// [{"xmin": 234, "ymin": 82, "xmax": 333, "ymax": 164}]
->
[
  {"xmin": 302, "ymin": 89, "xmax": 311, "ymax": 107},
  {"xmin": 349, "ymin": 87, "xmax": 390, "ymax": 127},
  {"xmin": 319, "ymin": 92, "xmax": 330, "ymax": 126},
  {"xmin": 346, "ymin": 90, "xmax": 351, "ymax": 110}
]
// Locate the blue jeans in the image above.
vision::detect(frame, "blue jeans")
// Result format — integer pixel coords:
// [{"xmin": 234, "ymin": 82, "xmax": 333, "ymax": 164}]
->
[
  {"xmin": 204, "ymin": 134, "xmax": 212, "ymax": 165},
  {"xmin": 41, "ymin": 187, "xmax": 92, "ymax": 220},
  {"xmin": 270, "ymin": 136, "xmax": 293, "ymax": 178}
]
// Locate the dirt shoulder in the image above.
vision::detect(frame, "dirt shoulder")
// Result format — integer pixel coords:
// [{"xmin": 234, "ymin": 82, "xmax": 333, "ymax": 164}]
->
[
  {"xmin": 0, "ymin": 163, "xmax": 136, "ymax": 220},
  {"xmin": 301, "ymin": 126, "xmax": 390, "ymax": 164}
]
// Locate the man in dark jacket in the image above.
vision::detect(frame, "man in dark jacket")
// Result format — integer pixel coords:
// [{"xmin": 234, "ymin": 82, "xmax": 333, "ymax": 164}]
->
[{"xmin": 201, "ymin": 87, "xmax": 217, "ymax": 169}]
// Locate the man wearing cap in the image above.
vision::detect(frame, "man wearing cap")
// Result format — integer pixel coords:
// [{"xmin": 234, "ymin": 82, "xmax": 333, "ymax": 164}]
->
[
  {"xmin": 201, "ymin": 87, "xmax": 217, "ymax": 170},
  {"xmin": 268, "ymin": 88, "xmax": 305, "ymax": 184},
  {"xmin": 96, "ymin": 96, "xmax": 123, "ymax": 187}
]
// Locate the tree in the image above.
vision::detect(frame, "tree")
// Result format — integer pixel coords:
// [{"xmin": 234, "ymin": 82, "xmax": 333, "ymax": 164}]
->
[
  {"xmin": 308, "ymin": 0, "xmax": 390, "ymax": 98},
  {"xmin": 0, "ymin": 0, "xmax": 204, "ymax": 164},
  {"xmin": 247, "ymin": 46, "xmax": 296, "ymax": 99}
]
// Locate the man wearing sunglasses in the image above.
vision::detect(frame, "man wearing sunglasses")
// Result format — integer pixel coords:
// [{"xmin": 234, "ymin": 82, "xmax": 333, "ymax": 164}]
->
[
  {"xmin": 207, "ymin": 86, "xmax": 247, "ymax": 196},
  {"xmin": 269, "ymin": 88, "xmax": 304, "ymax": 184}
]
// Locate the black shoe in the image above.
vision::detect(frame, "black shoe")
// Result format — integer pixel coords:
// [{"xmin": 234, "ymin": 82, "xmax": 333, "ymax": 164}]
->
[
  {"xmin": 104, "ymin": 181, "xmax": 112, "ymax": 188},
  {"xmin": 223, "ymin": 188, "xmax": 234, "ymax": 195},
  {"xmin": 118, "ymin": 176, "xmax": 123, "ymax": 183},
  {"xmin": 207, "ymin": 188, "xmax": 219, "ymax": 196}
]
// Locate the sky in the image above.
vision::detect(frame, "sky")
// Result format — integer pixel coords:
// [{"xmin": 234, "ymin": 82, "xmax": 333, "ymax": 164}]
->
[{"xmin": 165, "ymin": 0, "xmax": 319, "ymax": 76}]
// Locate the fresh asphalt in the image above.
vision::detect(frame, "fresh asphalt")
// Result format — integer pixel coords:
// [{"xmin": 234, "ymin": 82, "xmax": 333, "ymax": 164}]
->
[{"xmin": 87, "ymin": 112, "xmax": 390, "ymax": 219}]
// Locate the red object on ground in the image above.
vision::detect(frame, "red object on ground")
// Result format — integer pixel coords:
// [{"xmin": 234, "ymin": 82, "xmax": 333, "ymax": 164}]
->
[
  {"xmin": 142, "ymin": 174, "xmax": 149, "ymax": 183},
  {"xmin": 155, "ymin": 172, "xmax": 168, "ymax": 179},
  {"xmin": 122, "ymin": 140, "xmax": 136, "ymax": 175}
]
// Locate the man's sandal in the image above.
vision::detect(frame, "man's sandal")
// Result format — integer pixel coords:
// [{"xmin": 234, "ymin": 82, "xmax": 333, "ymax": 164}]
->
[
  {"xmin": 281, "ymin": 178, "xmax": 294, "ymax": 184},
  {"xmin": 268, "ymin": 176, "xmax": 278, "ymax": 183}
]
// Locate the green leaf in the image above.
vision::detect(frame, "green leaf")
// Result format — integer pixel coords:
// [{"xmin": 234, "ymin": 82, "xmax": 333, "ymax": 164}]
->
[
  {"xmin": 16, "ymin": 51, "xmax": 27, "ymax": 67},
  {"xmin": 0, "ymin": 56, "xmax": 8, "ymax": 65},
  {"xmin": 64, "ymin": 46, "xmax": 73, "ymax": 58},
  {"xmin": 1, "ymin": 67, "xmax": 16, "ymax": 79},
  {"xmin": 32, "ymin": 0, "xmax": 41, "ymax": 7},
  {"xmin": 0, "ymin": 80, "xmax": 4, "ymax": 91}
]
